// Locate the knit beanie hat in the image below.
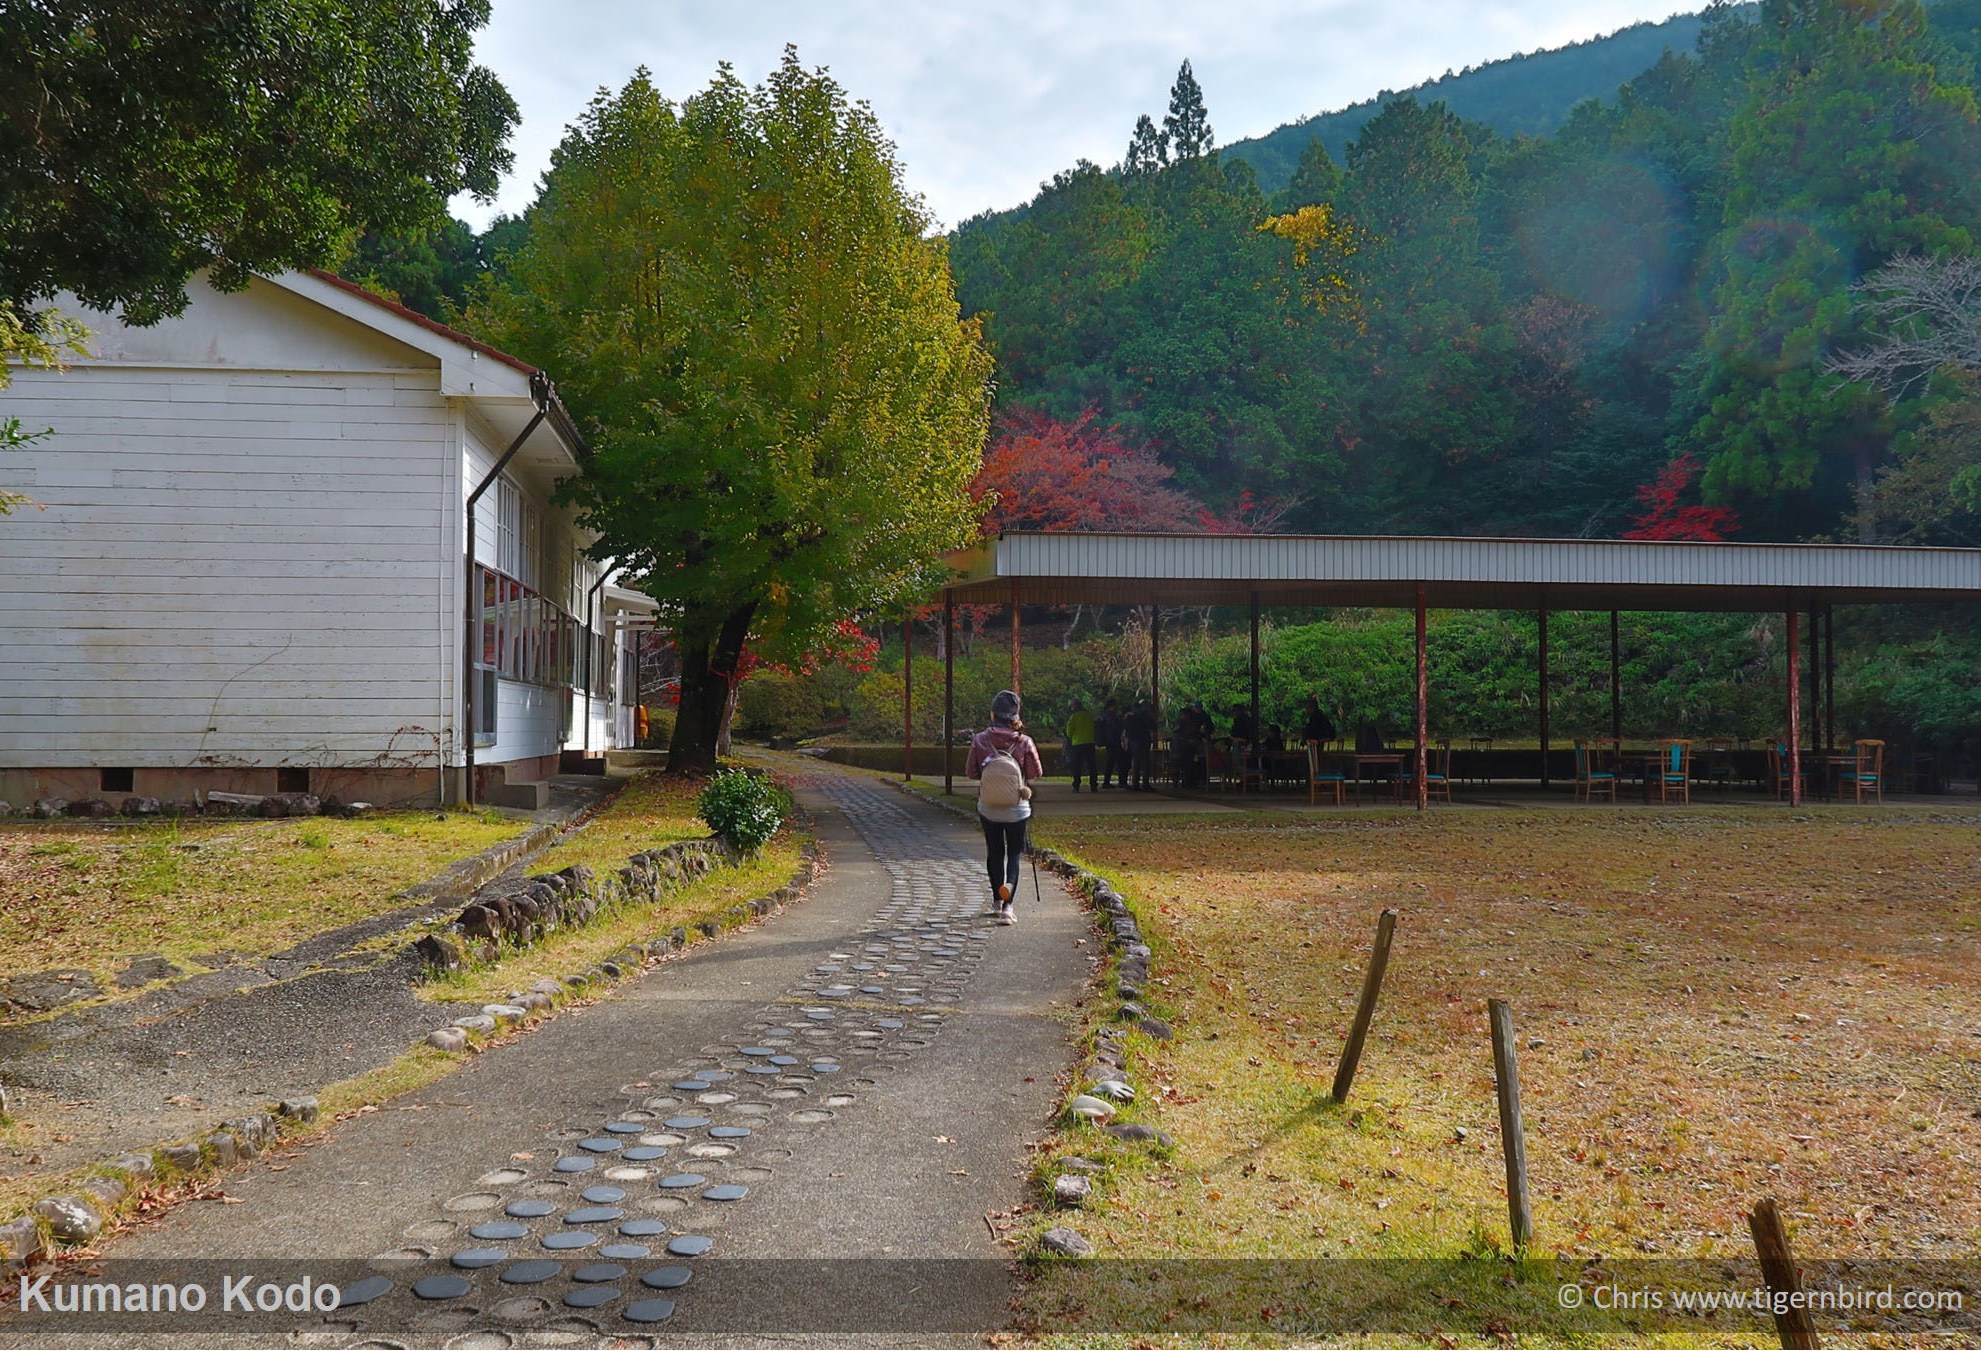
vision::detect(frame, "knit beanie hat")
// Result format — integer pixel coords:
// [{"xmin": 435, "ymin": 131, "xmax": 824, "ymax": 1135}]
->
[{"xmin": 991, "ymin": 689, "xmax": 1021, "ymax": 725}]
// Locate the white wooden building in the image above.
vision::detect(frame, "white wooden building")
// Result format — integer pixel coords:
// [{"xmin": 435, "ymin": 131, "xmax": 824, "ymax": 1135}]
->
[{"xmin": 0, "ymin": 270, "xmax": 653, "ymax": 809}]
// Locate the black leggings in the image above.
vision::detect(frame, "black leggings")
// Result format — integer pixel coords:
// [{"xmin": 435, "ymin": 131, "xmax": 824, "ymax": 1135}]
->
[{"xmin": 980, "ymin": 815, "xmax": 1028, "ymax": 896}]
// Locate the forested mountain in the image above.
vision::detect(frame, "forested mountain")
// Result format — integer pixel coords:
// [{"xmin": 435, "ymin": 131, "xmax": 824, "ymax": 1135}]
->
[
  {"xmin": 950, "ymin": 0, "xmax": 1981, "ymax": 546},
  {"xmin": 363, "ymin": 0, "xmax": 1981, "ymax": 549},
  {"xmin": 1225, "ymin": 12, "xmax": 1710, "ymax": 193}
]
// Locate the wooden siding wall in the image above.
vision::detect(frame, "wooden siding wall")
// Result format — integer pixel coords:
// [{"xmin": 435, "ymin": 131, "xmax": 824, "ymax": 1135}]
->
[{"xmin": 0, "ymin": 362, "xmax": 457, "ymax": 771}]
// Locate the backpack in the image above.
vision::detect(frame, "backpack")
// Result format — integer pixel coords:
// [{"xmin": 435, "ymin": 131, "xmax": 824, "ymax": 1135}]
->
[{"xmin": 979, "ymin": 749, "xmax": 1027, "ymax": 809}]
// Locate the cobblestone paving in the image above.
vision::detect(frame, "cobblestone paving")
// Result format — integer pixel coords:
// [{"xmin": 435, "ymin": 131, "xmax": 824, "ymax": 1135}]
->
[{"xmin": 308, "ymin": 775, "xmax": 1014, "ymax": 1344}]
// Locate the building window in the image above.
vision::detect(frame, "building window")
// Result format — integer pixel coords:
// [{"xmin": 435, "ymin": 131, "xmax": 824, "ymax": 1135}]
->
[
  {"xmin": 495, "ymin": 477, "xmax": 521, "ymax": 579},
  {"xmin": 100, "ymin": 767, "xmax": 134, "ymax": 793},
  {"xmin": 475, "ymin": 669, "xmax": 498, "ymax": 745},
  {"xmin": 474, "ymin": 564, "xmax": 600, "ymax": 699},
  {"xmin": 276, "ymin": 767, "xmax": 310, "ymax": 794}
]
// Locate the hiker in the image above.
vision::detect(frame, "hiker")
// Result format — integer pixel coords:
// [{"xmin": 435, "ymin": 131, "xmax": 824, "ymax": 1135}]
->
[
  {"xmin": 1096, "ymin": 696, "xmax": 1125, "ymax": 789},
  {"xmin": 1126, "ymin": 697, "xmax": 1157, "ymax": 791},
  {"xmin": 1063, "ymin": 697, "xmax": 1098, "ymax": 792},
  {"xmin": 965, "ymin": 689, "xmax": 1043, "ymax": 925}
]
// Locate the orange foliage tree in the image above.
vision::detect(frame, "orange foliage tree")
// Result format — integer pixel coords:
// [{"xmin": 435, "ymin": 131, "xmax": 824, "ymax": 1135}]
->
[{"xmin": 973, "ymin": 406, "xmax": 1205, "ymax": 532}]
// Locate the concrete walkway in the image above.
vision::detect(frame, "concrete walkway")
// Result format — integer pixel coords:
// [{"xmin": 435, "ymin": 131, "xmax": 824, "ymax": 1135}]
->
[{"xmin": 5, "ymin": 768, "xmax": 1089, "ymax": 1347}]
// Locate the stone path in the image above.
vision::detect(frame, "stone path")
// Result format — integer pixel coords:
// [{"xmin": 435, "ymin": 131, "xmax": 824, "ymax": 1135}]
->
[{"xmin": 4, "ymin": 769, "xmax": 1088, "ymax": 1348}]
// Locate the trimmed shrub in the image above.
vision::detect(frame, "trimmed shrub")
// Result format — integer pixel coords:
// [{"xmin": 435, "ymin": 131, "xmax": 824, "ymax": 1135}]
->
[{"xmin": 697, "ymin": 770, "xmax": 787, "ymax": 853}]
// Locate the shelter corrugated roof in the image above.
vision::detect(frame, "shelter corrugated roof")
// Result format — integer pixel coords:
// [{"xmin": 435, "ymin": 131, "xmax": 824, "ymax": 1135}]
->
[{"xmin": 942, "ymin": 532, "xmax": 1981, "ymax": 611}]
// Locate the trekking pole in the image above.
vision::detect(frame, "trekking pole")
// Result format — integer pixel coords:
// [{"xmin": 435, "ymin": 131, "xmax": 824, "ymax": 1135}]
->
[{"xmin": 1030, "ymin": 849, "xmax": 1042, "ymax": 905}]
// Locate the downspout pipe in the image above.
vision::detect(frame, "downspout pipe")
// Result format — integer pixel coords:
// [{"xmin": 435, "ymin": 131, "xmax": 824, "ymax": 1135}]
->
[
  {"xmin": 582, "ymin": 569, "xmax": 611, "ymax": 754},
  {"xmin": 460, "ymin": 370, "xmax": 554, "ymax": 807}
]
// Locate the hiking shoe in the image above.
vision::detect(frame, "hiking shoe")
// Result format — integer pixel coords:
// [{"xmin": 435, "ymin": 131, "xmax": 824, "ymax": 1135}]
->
[{"xmin": 998, "ymin": 905, "xmax": 1017, "ymax": 926}]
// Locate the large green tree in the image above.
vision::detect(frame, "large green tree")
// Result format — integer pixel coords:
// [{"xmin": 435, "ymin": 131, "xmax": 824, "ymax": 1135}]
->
[
  {"xmin": 469, "ymin": 55, "xmax": 993, "ymax": 773},
  {"xmin": 1688, "ymin": 0, "xmax": 1980, "ymax": 533},
  {"xmin": 0, "ymin": 0, "xmax": 517, "ymax": 325}
]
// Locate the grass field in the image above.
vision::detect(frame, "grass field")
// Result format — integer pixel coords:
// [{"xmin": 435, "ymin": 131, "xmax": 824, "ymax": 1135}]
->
[
  {"xmin": 0, "ymin": 810, "xmax": 528, "ymax": 994},
  {"xmin": 1019, "ymin": 804, "xmax": 1981, "ymax": 1346}
]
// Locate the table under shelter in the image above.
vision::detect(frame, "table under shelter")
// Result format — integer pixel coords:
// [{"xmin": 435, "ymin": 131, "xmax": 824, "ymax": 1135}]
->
[{"xmin": 907, "ymin": 532, "xmax": 1981, "ymax": 809}]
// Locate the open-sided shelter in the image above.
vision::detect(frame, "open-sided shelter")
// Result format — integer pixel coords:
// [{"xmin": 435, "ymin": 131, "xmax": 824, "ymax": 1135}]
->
[{"xmin": 914, "ymin": 532, "xmax": 1981, "ymax": 807}]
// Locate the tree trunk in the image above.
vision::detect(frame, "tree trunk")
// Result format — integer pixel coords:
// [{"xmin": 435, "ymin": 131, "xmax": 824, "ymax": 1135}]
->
[
  {"xmin": 668, "ymin": 602, "xmax": 756, "ymax": 775},
  {"xmin": 716, "ymin": 680, "xmax": 739, "ymax": 757}
]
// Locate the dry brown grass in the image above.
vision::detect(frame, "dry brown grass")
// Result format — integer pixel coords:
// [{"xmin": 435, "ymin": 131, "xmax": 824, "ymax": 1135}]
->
[
  {"xmin": 1019, "ymin": 804, "xmax": 1981, "ymax": 1345},
  {"xmin": 0, "ymin": 811, "xmax": 527, "ymax": 991}
]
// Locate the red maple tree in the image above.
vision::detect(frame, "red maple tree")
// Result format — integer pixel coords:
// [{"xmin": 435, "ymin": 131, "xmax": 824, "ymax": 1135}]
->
[
  {"xmin": 1623, "ymin": 454, "xmax": 1740, "ymax": 541},
  {"xmin": 973, "ymin": 407, "xmax": 1204, "ymax": 533}
]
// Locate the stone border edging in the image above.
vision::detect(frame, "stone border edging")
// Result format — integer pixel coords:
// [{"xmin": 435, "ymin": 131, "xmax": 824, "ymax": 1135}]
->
[
  {"xmin": 0, "ymin": 812, "xmax": 820, "ymax": 1276},
  {"xmin": 416, "ymin": 819, "xmax": 821, "ymax": 1052},
  {"xmin": 883, "ymin": 778, "xmax": 1173, "ymax": 1261}
]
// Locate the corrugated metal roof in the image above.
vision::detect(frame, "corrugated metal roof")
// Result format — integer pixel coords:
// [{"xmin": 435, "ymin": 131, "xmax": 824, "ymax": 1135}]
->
[{"xmin": 941, "ymin": 533, "xmax": 1981, "ymax": 611}]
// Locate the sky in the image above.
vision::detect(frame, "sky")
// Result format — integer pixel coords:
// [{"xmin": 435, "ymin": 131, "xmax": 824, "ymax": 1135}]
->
[{"xmin": 450, "ymin": 1, "xmax": 1695, "ymax": 234}]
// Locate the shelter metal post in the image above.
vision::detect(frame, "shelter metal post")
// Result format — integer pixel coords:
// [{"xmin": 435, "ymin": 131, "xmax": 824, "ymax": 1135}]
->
[
  {"xmin": 1415, "ymin": 582, "xmax": 1428, "ymax": 811},
  {"xmin": 1610, "ymin": 610, "xmax": 1622, "ymax": 743},
  {"xmin": 1009, "ymin": 580, "xmax": 1022, "ymax": 693},
  {"xmin": 1787, "ymin": 596, "xmax": 1802, "ymax": 807},
  {"xmin": 1825, "ymin": 604, "xmax": 1836, "ymax": 753},
  {"xmin": 943, "ymin": 597, "xmax": 955, "ymax": 796},
  {"xmin": 1538, "ymin": 602, "xmax": 1551, "ymax": 788},
  {"xmin": 1807, "ymin": 595, "xmax": 1821, "ymax": 751},
  {"xmin": 903, "ymin": 609, "xmax": 913, "ymax": 781},
  {"xmin": 1249, "ymin": 591, "xmax": 1261, "ymax": 758}
]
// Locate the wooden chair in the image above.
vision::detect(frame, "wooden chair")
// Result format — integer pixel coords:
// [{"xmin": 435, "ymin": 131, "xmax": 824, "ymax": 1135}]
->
[
  {"xmin": 1766, "ymin": 741, "xmax": 1817, "ymax": 800},
  {"xmin": 1403, "ymin": 740, "xmax": 1453, "ymax": 804},
  {"xmin": 1841, "ymin": 738, "xmax": 1885, "ymax": 803},
  {"xmin": 1306, "ymin": 740, "xmax": 1347, "ymax": 806},
  {"xmin": 1655, "ymin": 739, "xmax": 1691, "ymax": 804},
  {"xmin": 1573, "ymin": 739, "xmax": 1617, "ymax": 803}
]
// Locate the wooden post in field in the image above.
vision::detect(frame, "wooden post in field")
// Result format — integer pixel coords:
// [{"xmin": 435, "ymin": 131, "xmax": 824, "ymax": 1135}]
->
[
  {"xmin": 1488, "ymin": 998, "xmax": 1534, "ymax": 1250},
  {"xmin": 1749, "ymin": 1198, "xmax": 1821, "ymax": 1350},
  {"xmin": 1332, "ymin": 909, "xmax": 1399, "ymax": 1104}
]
